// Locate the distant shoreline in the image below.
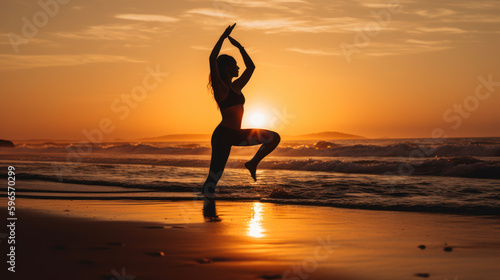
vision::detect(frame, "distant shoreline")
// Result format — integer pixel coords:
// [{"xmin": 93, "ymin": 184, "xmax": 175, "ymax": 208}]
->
[
  {"xmin": 137, "ymin": 131, "xmax": 366, "ymax": 142},
  {"xmin": 8, "ymin": 135, "xmax": 500, "ymax": 143}
]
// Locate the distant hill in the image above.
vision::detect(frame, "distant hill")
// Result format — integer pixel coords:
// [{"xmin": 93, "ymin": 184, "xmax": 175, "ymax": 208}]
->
[
  {"xmin": 138, "ymin": 131, "xmax": 365, "ymax": 142},
  {"xmin": 0, "ymin": 139, "xmax": 15, "ymax": 148},
  {"xmin": 287, "ymin": 131, "xmax": 365, "ymax": 140}
]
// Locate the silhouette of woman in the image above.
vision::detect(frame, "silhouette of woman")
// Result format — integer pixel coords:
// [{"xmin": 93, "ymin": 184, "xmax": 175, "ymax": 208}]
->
[{"xmin": 203, "ymin": 23, "xmax": 281, "ymax": 197}]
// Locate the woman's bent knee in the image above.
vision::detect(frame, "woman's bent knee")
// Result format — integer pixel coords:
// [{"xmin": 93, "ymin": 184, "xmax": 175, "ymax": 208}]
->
[
  {"xmin": 261, "ymin": 130, "xmax": 280, "ymax": 145},
  {"xmin": 263, "ymin": 131, "xmax": 280, "ymax": 146},
  {"xmin": 272, "ymin": 132, "xmax": 281, "ymax": 145}
]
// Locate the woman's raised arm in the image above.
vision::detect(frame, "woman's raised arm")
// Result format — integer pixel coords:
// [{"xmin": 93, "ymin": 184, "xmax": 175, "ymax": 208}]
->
[
  {"xmin": 209, "ymin": 24, "xmax": 236, "ymax": 94},
  {"xmin": 228, "ymin": 36, "xmax": 255, "ymax": 90}
]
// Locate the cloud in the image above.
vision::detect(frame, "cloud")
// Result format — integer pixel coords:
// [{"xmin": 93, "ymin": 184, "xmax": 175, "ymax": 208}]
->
[
  {"xmin": 53, "ymin": 23, "xmax": 169, "ymax": 41},
  {"xmin": 190, "ymin": 45, "xmax": 231, "ymax": 52},
  {"xmin": 70, "ymin": 5, "xmax": 85, "ymax": 10},
  {"xmin": 186, "ymin": 8, "xmax": 235, "ymax": 18},
  {"xmin": 352, "ymin": 0, "xmax": 413, "ymax": 9},
  {"xmin": 0, "ymin": 54, "xmax": 143, "ymax": 70},
  {"xmin": 362, "ymin": 40, "xmax": 455, "ymax": 57},
  {"xmin": 405, "ymin": 39, "xmax": 451, "ymax": 45},
  {"xmin": 440, "ymin": 14, "xmax": 500, "ymax": 23},
  {"xmin": 238, "ymin": 18, "xmax": 306, "ymax": 31},
  {"xmin": 115, "ymin": 14, "xmax": 180, "ymax": 22},
  {"xmin": 185, "ymin": 5, "xmax": 400, "ymax": 34},
  {"xmin": 184, "ymin": 10, "xmax": 325, "ymax": 33},
  {"xmin": 414, "ymin": 9, "xmax": 457, "ymax": 18},
  {"xmin": 411, "ymin": 7, "xmax": 500, "ymax": 24},
  {"xmin": 286, "ymin": 48, "xmax": 341, "ymax": 56},
  {"xmin": 190, "ymin": 45, "xmax": 253, "ymax": 54},
  {"xmin": 445, "ymin": 1, "xmax": 500, "ymax": 10},
  {"xmin": 212, "ymin": 0, "xmax": 309, "ymax": 9},
  {"xmin": 287, "ymin": 38, "xmax": 454, "ymax": 58},
  {"xmin": 190, "ymin": 45, "xmax": 212, "ymax": 51},
  {"xmin": 237, "ymin": 17, "xmax": 390, "ymax": 34},
  {"xmin": 413, "ymin": 27, "xmax": 468, "ymax": 34},
  {"xmin": 183, "ymin": 0, "xmax": 313, "ymax": 26},
  {"xmin": 359, "ymin": 3, "xmax": 394, "ymax": 9}
]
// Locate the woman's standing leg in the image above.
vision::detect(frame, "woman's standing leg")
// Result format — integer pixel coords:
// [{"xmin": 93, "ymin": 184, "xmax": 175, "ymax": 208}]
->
[
  {"xmin": 202, "ymin": 144, "xmax": 231, "ymax": 196},
  {"xmin": 235, "ymin": 129, "xmax": 281, "ymax": 181},
  {"xmin": 202, "ymin": 126, "xmax": 232, "ymax": 197}
]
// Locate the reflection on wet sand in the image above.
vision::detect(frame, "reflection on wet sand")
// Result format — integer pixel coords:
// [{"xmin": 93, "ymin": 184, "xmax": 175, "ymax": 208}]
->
[
  {"xmin": 247, "ymin": 202, "xmax": 264, "ymax": 238},
  {"xmin": 202, "ymin": 198, "xmax": 221, "ymax": 222}
]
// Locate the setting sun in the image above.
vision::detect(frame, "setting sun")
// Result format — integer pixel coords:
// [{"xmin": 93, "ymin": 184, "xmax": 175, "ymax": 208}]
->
[{"xmin": 248, "ymin": 111, "xmax": 268, "ymax": 128}]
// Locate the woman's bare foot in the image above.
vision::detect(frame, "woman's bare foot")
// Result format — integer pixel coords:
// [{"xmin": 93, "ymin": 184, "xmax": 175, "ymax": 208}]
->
[{"xmin": 244, "ymin": 161, "xmax": 257, "ymax": 181}]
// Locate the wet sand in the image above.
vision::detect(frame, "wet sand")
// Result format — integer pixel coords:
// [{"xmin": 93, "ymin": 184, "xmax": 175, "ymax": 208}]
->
[{"xmin": 3, "ymin": 197, "xmax": 500, "ymax": 280}]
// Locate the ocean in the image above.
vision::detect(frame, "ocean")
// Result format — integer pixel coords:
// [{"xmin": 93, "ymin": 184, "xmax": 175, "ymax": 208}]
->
[{"xmin": 1, "ymin": 137, "xmax": 499, "ymax": 215}]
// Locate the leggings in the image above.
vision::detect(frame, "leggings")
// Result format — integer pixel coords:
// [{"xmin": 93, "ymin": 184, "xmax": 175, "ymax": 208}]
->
[{"xmin": 203, "ymin": 123, "xmax": 281, "ymax": 194}]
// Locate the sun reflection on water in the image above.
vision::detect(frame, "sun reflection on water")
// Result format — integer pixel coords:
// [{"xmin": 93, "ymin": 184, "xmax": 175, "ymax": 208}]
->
[{"xmin": 247, "ymin": 202, "xmax": 264, "ymax": 238}]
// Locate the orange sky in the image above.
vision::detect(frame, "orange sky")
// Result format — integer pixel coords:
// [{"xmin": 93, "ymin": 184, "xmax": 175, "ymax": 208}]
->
[{"xmin": 1, "ymin": 0, "xmax": 499, "ymax": 140}]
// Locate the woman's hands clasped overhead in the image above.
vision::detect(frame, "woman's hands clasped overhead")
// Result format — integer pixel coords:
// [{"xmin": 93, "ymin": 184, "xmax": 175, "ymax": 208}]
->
[{"xmin": 221, "ymin": 23, "xmax": 236, "ymax": 39}]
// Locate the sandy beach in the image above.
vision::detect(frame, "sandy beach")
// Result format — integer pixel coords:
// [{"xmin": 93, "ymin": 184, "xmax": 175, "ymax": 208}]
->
[{"xmin": 2, "ymin": 196, "xmax": 499, "ymax": 280}]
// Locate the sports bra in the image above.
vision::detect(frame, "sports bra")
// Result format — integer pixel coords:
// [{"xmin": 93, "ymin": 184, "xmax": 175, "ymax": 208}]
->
[{"xmin": 217, "ymin": 87, "xmax": 245, "ymax": 110}]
